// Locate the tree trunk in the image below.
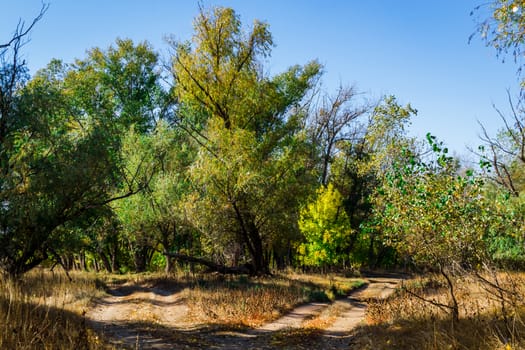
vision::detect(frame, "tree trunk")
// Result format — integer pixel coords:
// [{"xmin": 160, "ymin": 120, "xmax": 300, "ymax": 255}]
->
[
  {"xmin": 440, "ymin": 266, "xmax": 460, "ymax": 322},
  {"xmin": 247, "ymin": 220, "xmax": 268, "ymax": 274},
  {"xmin": 111, "ymin": 244, "xmax": 120, "ymax": 272},
  {"xmin": 134, "ymin": 245, "xmax": 149, "ymax": 272},
  {"xmin": 79, "ymin": 252, "xmax": 86, "ymax": 271},
  {"xmin": 165, "ymin": 252, "xmax": 250, "ymax": 274},
  {"xmin": 231, "ymin": 200, "xmax": 269, "ymax": 275},
  {"xmin": 160, "ymin": 224, "xmax": 176, "ymax": 274},
  {"xmin": 99, "ymin": 252, "xmax": 112, "ymax": 272},
  {"xmin": 164, "ymin": 253, "xmax": 172, "ymax": 273}
]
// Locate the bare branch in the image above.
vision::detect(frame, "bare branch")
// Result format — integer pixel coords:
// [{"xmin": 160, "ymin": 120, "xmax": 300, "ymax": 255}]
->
[
  {"xmin": 477, "ymin": 93, "xmax": 525, "ymax": 195},
  {"xmin": 0, "ymin": 3, "xmax": 48, "ymax": 50},
  {"xmin": 401, "ymin": 281, "xmax": 454, "ymax": 314}
]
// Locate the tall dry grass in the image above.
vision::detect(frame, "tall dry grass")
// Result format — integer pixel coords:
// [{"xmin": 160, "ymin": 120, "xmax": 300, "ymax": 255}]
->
[
  {"xmin": 0, "ymin": 268, "xmax": 111, "ymax": 349},
  {"xmin": 353, "ymin": 272, "xmax": 525, "ymax": 349},
  {"xmin": 181, "ymin": 272, "xmax": 365, "ymax": 328}
]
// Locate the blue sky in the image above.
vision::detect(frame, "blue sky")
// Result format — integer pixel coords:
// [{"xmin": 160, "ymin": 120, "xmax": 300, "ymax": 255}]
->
[{"xmin": 1, "ymin": 1, "xmax": 519, "ymax": 158}]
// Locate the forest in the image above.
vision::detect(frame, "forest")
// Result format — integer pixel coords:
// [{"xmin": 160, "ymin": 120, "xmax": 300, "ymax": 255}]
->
[{"xmin": 1, "ymin": 1, "xmax": 525, "ymax": 349}]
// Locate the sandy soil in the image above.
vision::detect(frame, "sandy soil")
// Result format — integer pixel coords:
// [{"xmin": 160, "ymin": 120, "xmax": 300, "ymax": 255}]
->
[
  {"xmin": 318, "ymin": 274, "xmax": 403, "ymax": 349},
  {"xmin": 87, "ymin": 282, "xmax": 192, "ymax": 349}
]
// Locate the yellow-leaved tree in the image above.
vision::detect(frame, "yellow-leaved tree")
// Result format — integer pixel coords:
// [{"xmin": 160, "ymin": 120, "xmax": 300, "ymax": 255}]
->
[{"xmin": 298, "ymin": 183, "xmax": 353, "ymax": 268}]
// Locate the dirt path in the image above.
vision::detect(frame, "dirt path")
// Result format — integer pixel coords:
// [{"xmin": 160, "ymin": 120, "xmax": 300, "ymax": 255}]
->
[
  {"xmin": 318, "ymin": 274, "xmax": 403, "ymax": 349},
  {"xmin": 256, "ymin": 301, "xmax": 330, "ymax": 332},
  {"xmin": 86, "ymin": 274, "xmax": 404, "ymax": 349},
  {"xmin": 87, "ymin": 282, "xmax": 193, "ymax": 349}
]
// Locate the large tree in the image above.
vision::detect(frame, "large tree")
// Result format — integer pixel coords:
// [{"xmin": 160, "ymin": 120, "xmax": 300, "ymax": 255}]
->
[
  {"xmin": 320, "ymin": 96, "xmax": 418, "ymax": 266},
  {"xmin": 0, "ymin": 34, "xmax": 164, "ymax": 275},
  {"xmin": 307, "ymin": 86, "xmax": 370, "ymax": 186},
  {"xmin": 170, "ymin": 7, "xmax": 321, "ymax": 274},
  {"xmin": 372, "ymin": 135, "xmax": 489, "ymax": 320}
]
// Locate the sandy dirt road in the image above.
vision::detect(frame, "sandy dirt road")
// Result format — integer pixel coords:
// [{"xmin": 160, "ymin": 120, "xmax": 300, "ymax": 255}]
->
[{"xmin": 87, "ymin": 273, "xmax": 404, "ymax": 349}]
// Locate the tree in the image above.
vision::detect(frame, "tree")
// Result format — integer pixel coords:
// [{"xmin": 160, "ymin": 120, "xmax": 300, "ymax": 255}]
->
[
  {"xmin": 325, "ymin": 96, "xmax": 417, "ymax": 266},
  {"xmin": 477, "ymin": 93, "xmax": 525, "ymax": 196},
  {"xmin": 1, "ymin": 4, "xmax": 47, "ymax": 181},
  {"xmin": 474, "ymin": 0, "xmax": 525, "ymax": 83},
  {"xmin": 114, "ymin": 121, "xmax": 195, "ymax": 273},
  {"xmin": 0, "ymin": 35, "xmax": 164, "ymax": 275},
  {"xmin": 307, "ymin": 86, "xmax": 370, "ymax": 186},
  {"xmin": 68, "ymin": 38, "xmax": 167, "ymax": 133},
  {"xmin": 471, "ymin": 1, "xmax": 525, "ymax": 196},
  {"xmin": 170, "ymin": 6, "xmax": 321, "ymax": 274},
  {"xmin": 297, "ymin": 183, "xmax": 352, "ymax": 268},
  {"xmin": 372, "ymin": 134, "xmax": 489, "ymax": 320}
]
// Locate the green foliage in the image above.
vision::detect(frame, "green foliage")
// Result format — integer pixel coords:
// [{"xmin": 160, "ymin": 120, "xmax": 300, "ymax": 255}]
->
[
  {"xmin": 475, "ymin": 0, "xmax": 525, "ymax": 82},
  {"xmin": 357, "ymin": 96, "xmax": 418, "ymax": 178},
  {"xmin": 68, "ymin": 38, "xmax": 166, "ymax": 132},
  {"xmin": 0, "ymin": 37, "xmax": 165, "ymax": 275},
  {"xmin": 1, "ymin": 61, "xmax": 123, "ymax": 275},
  {"xmin": 8, "ymin": 4, "xmax": 525, "ymax": 279},
  {"xmin": 484, "ymin": 190, "xmax": 525, "ymax": 267},
  {"xmin": 298, "ymin": 183, "xmax": 352, "ymax": 267},
  {"xmin": 372, "ymin": 135, "xmax": 488, "ymax": 270},
  {"xmin": 327, "ymin": 96, "xmax": 418, "ymax": 267},
  {"xmin": 171, "ymin": 6, "xmax": 321, "ymax": 273},
  {"xmin": 114, "ymin": 121, "xmax": 196, "ymax": 272}
]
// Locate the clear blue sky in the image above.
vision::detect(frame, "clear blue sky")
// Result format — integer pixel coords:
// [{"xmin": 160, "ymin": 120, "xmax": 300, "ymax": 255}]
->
[{"xmin": 1, "ymin": 1, "xmax": 519, "ymax": 158}]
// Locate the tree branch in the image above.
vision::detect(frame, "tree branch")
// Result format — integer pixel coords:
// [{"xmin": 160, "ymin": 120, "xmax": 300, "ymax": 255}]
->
[{"xmin": 0, "ymin": 3, "xmax": 48, "ymax": 50}]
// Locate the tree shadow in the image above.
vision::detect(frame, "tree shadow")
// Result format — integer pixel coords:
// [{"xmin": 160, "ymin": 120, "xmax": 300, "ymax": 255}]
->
[{"xmin": 89, "ymin": 318, "xmax": 325, "ymax": 350}]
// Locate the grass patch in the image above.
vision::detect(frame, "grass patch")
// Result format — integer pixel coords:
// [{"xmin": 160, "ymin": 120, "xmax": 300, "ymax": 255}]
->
[
  {"xmin": 353, "ymin": 272, "xmax": 525, "ymax": 349},
  {"xmin": 182, "ymin": 274, "xmax": 316, "ymax": 327},
  {"xmin": 182, "ymin": 272, "xmax": 365, "ymax": 328},
  {"xmin": 285, "ymin": 271, "xmax": 366, "ymax": 300},
  {"xmin": 0, "ymin": 268, "xmax": 111, "ymax": 349}
]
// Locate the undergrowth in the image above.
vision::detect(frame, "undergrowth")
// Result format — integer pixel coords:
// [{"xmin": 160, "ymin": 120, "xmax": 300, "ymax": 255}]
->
[
  {"xmin": 0, "ymin": 268, "xmax": 111, "ymax": 349},
  {"xmin": 353, "ymin": 272, "xmax": 525, "ymax": 349}
]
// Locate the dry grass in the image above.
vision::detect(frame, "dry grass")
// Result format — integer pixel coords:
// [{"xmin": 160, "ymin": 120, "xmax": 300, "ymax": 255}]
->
[
  {"xmin": 0, "ymin": 268, "xmax": 112, "ymax": 349},
  {"xmin": 0, "ymin": 268, "xmax": 365, "ymax": 348},
  {"xmin": 285, "ymin": 271, "xmax": 366, "ymax": 299},
  {"xmin": 181, "ymin": 272, "xmax": 365, "ymax": 328},
  {"xmin": 352, "ymin": 272, "xmax": 525, "ymax": 350},
  {"xmin": 91, "ymin": 270, "xmax": 364, "ymax": 329}
]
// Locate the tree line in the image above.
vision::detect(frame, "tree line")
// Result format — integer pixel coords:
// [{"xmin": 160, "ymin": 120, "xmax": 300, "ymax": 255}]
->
[{"xmin": 0, "ymin": 4, "xmax": 524, "ymax": 278}]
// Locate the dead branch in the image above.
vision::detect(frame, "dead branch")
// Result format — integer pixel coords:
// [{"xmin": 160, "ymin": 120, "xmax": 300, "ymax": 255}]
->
[{"xmin": 0, "ymin": 3, "xmax": 48, "ymax": 50}]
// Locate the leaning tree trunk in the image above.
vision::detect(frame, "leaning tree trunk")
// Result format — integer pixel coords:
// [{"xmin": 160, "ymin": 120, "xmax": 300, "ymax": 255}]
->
[{"xmin": 247, "ymin": 221, "xmax": 268, "ymax": 275}]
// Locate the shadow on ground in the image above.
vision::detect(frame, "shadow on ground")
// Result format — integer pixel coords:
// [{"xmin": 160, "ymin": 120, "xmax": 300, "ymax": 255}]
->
[{"xmin": 88, "ymin": 272, "xmax": 406, "ymax": 349}]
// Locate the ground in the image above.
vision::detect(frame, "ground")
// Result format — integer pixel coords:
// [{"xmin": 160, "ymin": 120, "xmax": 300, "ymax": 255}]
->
[{"xmin": 86, "ymin": 273, "xmax": 404, "ymax": 349}]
